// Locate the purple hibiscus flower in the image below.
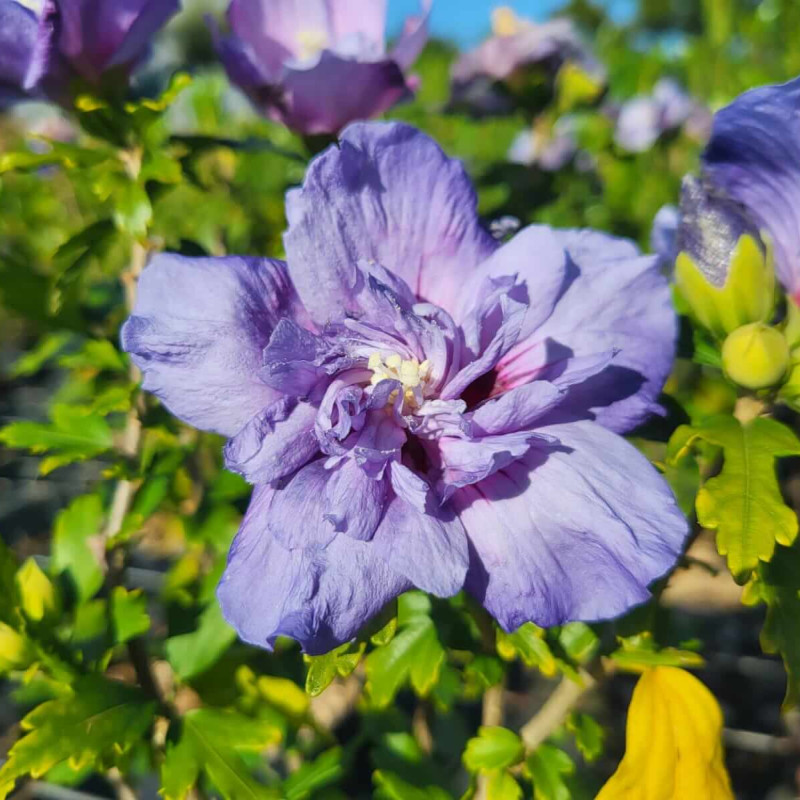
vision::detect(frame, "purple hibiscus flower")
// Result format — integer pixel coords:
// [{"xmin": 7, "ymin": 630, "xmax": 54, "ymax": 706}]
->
[
  {"xmin": 450, "ymin": 8, "xmax": 604, "ymax": 113},
  {"xmin": 0, "ymin": 0, "xmax": 179, "ymax": 104},
  {"xmin": 612, "ymin": 78, "xmax": 712, "ymax": 153},
  {"xmin": 209, "ymin": 0, "xmax": 430, "ymax": 136},
  {"xmin": 122, "ymin": 122, "xmax": 687, "ymax": 654},
  {"xmin": 698, "ymin": 76, "xmax": 800, "ymax": 302}
]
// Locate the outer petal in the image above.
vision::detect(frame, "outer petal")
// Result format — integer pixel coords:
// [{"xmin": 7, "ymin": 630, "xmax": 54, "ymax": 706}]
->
[
  {"xmin": 326, "ymin": 0, "xmax": 387, "ymax": 51},
  {"xmin": 454, "ymin": 420, "xmax": 687, "ymax": 631},
  {"xmin": 57, "ymin": 0, "xmax": 178, "ymax": 80},
  {"xmin": 121, "ymin": 253, "xmax": 306, "ymax": 437},
  {"xmin": 614, "ymin": 96, "xmax": 661, "ymax": 153},
  {"xmin": 390, "ymin": 0, "xmax": 430, "ymax": 71},
  {"xmin": 370, "ymin": 494, "xmax": 469, "ymax": 596},
  {"xmin": 277, "ymin": 52, "xmax": 409, "ymax": 135},
  {"xmin": 218, "ymin": 484, "xmax": 410, "ymax": 655},
  {"xmin": 494, "ymin": 228, "xmax": 676, "ymax": 433},
  {"xmin": 284, "ymin": 121, "xmax": 497, "ymax": 323},
  {"xmin": 0, "ymin": 0, "xmax": 54, "ymax": 98},
  {"xmin": 702, "ymin": 76, "xmax": 800, "ymax": 296}
]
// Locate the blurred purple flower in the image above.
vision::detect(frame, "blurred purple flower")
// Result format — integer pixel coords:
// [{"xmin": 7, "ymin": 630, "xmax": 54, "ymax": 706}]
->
[
  {"xmin": 650, "ymin": 204, "xmax": 680, "ymax": 271},
  {"xmin": 508, "ymin": 115, "xmax": 578, "ymax": 171},
  {"xmin": 701, "ymin": 76, "xmax": 800, "ymax": 299},
  {"xmin": 122, "ymin": 121, "xmax": 687, "ymax": 654},
  {"xmin": 613, "ymin": 78, "xmax": 711, "ymax": 153},
  {"xmin": 210, "ymin": 0, "xmax": 430, "ymax": 136},
  {"xmin": 451, "ymin": 8, "xmax": 603, "ymax": 113},
  {"xmin": 0, "ymin": 0, "xmax": 179, "ymax": 104}
]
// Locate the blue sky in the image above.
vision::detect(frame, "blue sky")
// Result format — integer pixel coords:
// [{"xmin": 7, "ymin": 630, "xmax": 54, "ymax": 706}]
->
[{"xmin": 386, "ymin": 0, "xmax": 635, "ymax": 46}]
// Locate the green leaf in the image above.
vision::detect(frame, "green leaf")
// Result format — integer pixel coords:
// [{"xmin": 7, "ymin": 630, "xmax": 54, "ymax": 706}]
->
[
  {"xmin": 0, "ymin": 539, "xmax": 21, "ymax": 626},
  {"xmin": 161, "ymin": 709, "xmax": 281, "ymax": 800},
  {"xmin": 58, "ymin": 339, "xmax": 126, "ymax": 373},
  {"xmin": 373, "ymin": 771, "xmax": 452, "ymax": 800},
  {"xmin": 609, "ymin": 633, "xmax": 705, "ymax": 670},
  {"xmin": 496, "ymin": 623, "xmax": 557, "ymax": 677},
  {"xmin": 0, "ymin": 404, "xmax": 113, "ymax": 475},
  {"xmin": 525, "ymin": 744, "xmax": 575, "ymax": 800},
  {"xmin": 0, "ymin": 677, "xmax": 155, "ymax": 798},
  {"xmin": 16, "ymin": 558, "xmax": 59, "ymax": 623},
  {"xmin": 8, "ymin": 332, "xmax": 74, "ymax": 378},
  {"xmin": 743, "ymin": 543, "xmax": 800, "ymax": 707},
  {"xmin": 487, "ymin": 770, "xmax": 523, "ymax": 800},
  {"xmin": 110, "ymin": 587, "xmax": 150, "ymax": 644},
  {"xmin": 566, "ymin": 713, "xmax": 604, "ymax": 763},
  {"xmin": 112, "ymin": 179, "xmax": 152, "ymax": 239},
  {"xmin": 283, "ymin": 748, "xmax": 344, "ymax": 800},
  {"xmin": 165, "ymin": 602, "xmax": 236, "ymax": 680},
  {"xmin": 305, "ymin": 642, "xmax": 365, "ymax": 697},
  {"xmin": 669, "ymin": 415, "xmax": 800, "ymax": 581},
  {"xmin": 463, "ymin": 727, "xmax": 524, "ymax": 773},
  {"xmin": 365, "ymin": 601, "xmax": 445, "ymax": 708},
  {"xmin": 51, "ymin": 495, "xmax": 104, "ymax": 603},
  {"xmin": 52, "ymin": 219, "xmax": 117, "ymax": 298}
]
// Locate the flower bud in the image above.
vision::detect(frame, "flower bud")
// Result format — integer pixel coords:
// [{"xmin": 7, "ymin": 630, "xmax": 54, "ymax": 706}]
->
[
  {"xmin": 675, "ymin": 176, "xmax": 774, "ymax": 338},
  {"xmin": 722, "ymin": 323, "xmax": 790, "ymax": 390}
]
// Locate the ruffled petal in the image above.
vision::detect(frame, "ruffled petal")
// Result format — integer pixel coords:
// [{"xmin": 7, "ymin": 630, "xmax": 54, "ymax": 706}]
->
[
  {"xmin": 223, "ymin": 396, "xmax": 320, "ymax": 484},
  {"xmin": 454, "ymin": 420, "xmax": 687, "ymax": 631},
  {"xmin": 702, "ymin": 76, "xmax": 800, "ymax": 296},
  {"xmin": 370, "ymin": 494, "xmax": 469, "ymax": 597},
  {"xmin": 494, "ymin": 228, "xmax": 676, "ymax": 433},
  {"xmin": 326, "ymin": 0, "xmax": 388, "ymax": 51},
  {"xmin": 218, "ymin": 484, "xmax": 410, "ymax": 655},
  {"xmin": 284, "ymin": 121, "xmax": 497, "ymax": 323},
  {"xmin": 121, "ymin": 253, "xmax": 306, "ymax": 437}
]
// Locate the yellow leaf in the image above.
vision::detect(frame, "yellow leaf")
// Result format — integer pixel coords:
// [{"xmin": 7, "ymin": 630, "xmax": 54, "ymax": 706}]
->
[
  {"xmin": 15, "ymin": 559, "xmax": 58, "ymax": 622},
  {"xmin": 596, "ymin": 667, "xmax": 734, "ymax": 800}
]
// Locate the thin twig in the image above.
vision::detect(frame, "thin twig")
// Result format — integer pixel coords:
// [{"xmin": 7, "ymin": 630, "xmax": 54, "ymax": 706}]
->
[{"xmin": 519, "ymin": 669, "xmax": 596, "ymax": 752}]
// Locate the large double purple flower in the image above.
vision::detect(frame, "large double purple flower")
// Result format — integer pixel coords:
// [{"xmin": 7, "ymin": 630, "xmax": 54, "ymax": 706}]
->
[
  {"xmin": 122, "ymin": 122, "xmax": 687, "ymax": 654},
  {"xmin": 0, "ymin": 0, "xmax": 179, "ymax": 104},
  {"xmin": 211, "ymin": 0, "xmax": 429, "ymax": 136}
]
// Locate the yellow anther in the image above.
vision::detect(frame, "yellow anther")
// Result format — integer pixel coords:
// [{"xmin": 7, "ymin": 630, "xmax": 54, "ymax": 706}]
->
[
  {"xmin": 367, "ymin": 352, "xmax": 433, "ymax": 411},
  {"xmin": 296, "ymin": 29, "xmax": 329, "ymax": 60},
  {"xmin": 368, "ymin": 352, "xmax": 383, "ymax": 370},
  {"xmin": 385, "ymin": 353, "xmax": 403, "ymax": 371},
  {"xmin": 492, "ymin": 6, "xmax": 521, "ymax": 37}
]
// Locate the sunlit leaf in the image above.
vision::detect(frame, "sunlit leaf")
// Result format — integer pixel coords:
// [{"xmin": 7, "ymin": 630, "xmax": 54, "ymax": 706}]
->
[
  {"xmin": 51, "ymin": 495, "xmax": 104, "ymax": 603},
  {"xmin": 0, "ymin": 677, "xmax": 155, "ymax": 799},
  {"xmin": 165, "ymin": 602, "xmax": 236, "ymax": 680},
  {"xmin": 526, "ymin": 744, "xmax": 574, "ymax": 800},
  {"xmin": 463, "ymin": 727, "xmax": 524, "ymax": 773},
  {"xmin": 669, "ymin": 415, "xmax": 800, "ymax": 581},
  {"xmin": 110, "ymin": 587, "xmax": 150, "ymax": 644}
]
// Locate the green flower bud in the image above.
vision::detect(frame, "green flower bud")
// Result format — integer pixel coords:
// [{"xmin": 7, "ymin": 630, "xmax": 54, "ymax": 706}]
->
[
  {"xmin": 675, "ymin": 177, "xmax": 775, "ymax": 338},
  {"xmin": 722, "ymin": 323, "xmax": 790, "ymax": 390}
]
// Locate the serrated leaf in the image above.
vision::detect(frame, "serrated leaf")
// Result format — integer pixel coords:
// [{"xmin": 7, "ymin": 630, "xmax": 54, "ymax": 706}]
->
[
  {"xmin": 0, "ymin": 404, "xmax": 113, "ymax": 474},
  {"xmin": 51, "ymin": 495, "xmax": 104, "ymax": 603},
  {"xmin": 669, "ymin": 416, "xmax": 800, "ymax": 581},
  {"xmin": 365, "ymin": 613, "xmax": 445, "ymax": 708},
  {"xmin": 373, "ymin": 770, "xmax": 452, "ymax": 800},
  {"xmin": 110, "ymin": 587, "xmax": 150, "ymax": 643},
  {"xmin": 496, "ymin": 623, "xmax": 557, "ymax": 676},
  {"xmin": 161, "ymin": 709, "xmax": 281, "ymax": 800},
  {"xmin": 610, "ymin": 632, "xmax": 704, "ymax": 671},
  {"xmin": 463, "ymin": 727, "xmax": 524, "ymax": 773},
  {"xmin": 0, "ymin": 677, "xmax": 155, "ymax": 798},
  {"xmin": 165, "ymin": 602, "xmax": 236, "ymax": 680},
  {"xmin": 112, "ymin": 179, "xmax": 152, "ymax": 239},
  {"xmin": 283, "ymin": 747, "xmax": 343, "ymax": 800},
  {"xmin": 305, "ymin": 642, "xmax": 365, "ymax": 697},
  {"xmin": 566, "ymin": 713, "xmax": 604, "ymax": 763},
  {"xmin": 743, "ymin": 543, "xmax": 800, "ymax": 707},
  {"xmin": 596, "ymin": 668, "xmax": 733, "ymax": 799},
  {"xmin": 526, "ymin": 744, "xmax": 574, "ymax": 800}
]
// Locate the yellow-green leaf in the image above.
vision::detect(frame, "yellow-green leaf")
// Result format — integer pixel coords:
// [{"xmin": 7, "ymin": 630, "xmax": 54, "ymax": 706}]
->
[
  {"xmin": 596, "ymin": 667, "xmax": 734, "ymax": 800},
  {"xmin": 0, "ymin": 677, "xmax": 155, "ymax": 799},
  {"xmin": 669, "ymin": 415, "xmax": 800, "ymax": 581},
  {"xmin": 16, "ymin": 558, "xmax": 58, "ymax": 623}
]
